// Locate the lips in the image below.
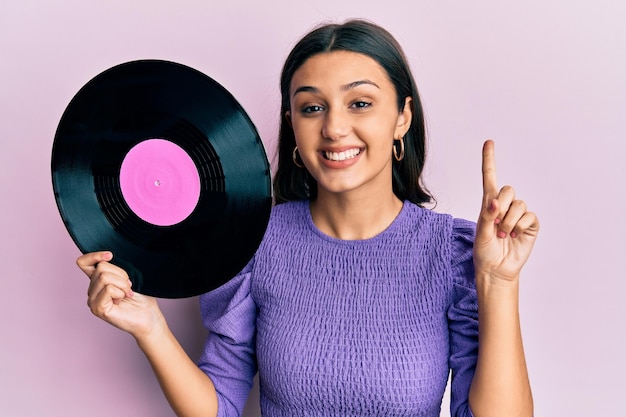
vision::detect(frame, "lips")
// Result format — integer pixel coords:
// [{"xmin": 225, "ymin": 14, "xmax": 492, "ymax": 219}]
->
[{"xmin": 322, "ymin": 148, "xmax": 362, "ymax": 161}]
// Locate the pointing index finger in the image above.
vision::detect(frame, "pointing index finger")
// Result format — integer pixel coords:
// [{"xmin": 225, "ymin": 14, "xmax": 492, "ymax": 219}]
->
[{"xmin": 482, "ymin": 139, "xmax": 498, "ymax": 204}]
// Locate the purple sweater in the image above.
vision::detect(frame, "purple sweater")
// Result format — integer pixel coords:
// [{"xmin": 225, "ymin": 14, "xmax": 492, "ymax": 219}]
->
[{"xmin": 199, "ymin": 200, "xmax": 478, "ymax": 417}]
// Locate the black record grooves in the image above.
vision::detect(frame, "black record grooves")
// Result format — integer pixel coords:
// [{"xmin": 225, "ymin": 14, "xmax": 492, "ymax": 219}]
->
[{"xmin": 52, "ymin": 60, "xmax": 272, "ymax": 298}]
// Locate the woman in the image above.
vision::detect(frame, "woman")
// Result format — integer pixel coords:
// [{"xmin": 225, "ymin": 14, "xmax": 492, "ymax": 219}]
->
[{"xmin": 78, "ymin": 19, "xmax": 538, "ymax": 417}]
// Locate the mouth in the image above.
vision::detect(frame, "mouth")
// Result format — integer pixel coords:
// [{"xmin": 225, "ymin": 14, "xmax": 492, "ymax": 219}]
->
[{"xmin": 322, "ymin": 148, "xmax": 362, "ymax": 162}]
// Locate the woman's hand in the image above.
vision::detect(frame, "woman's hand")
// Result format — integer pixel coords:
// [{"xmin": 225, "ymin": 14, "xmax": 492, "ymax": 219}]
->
[
  {"xmin": 77, "ymin": 252, "xmax": 220, "ymax": 416},
  {"xmin": 468, "ymin": 140, "xmax": 537, "ymax": 416},
  {"xmin": 77, "ymin": 251, "xmax": 163, "ymax": 340},
  {"xmin": 473, "ymin": 140, "xmax": 540, "ymax": 282}
]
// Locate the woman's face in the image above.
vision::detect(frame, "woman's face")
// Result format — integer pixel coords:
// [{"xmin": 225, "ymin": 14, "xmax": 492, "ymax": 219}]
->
[{"xmin": 287, "ymin": 51, "xmax": 412, "ymax": 200}]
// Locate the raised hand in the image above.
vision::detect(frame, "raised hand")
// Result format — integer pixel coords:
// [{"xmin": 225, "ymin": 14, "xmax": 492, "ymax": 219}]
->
[
  {"xmin": 77, "ymin": 251, "xmax": 162, "ymax": 339},
  {"xmin": 473, "ymin": 140, "xmax": 540, "ymax": 281}
]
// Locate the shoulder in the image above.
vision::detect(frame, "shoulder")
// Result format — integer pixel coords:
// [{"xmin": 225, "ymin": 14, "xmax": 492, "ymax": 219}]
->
[
  {"xmin": 401, "ymin": 201, "xmax": 455, "ymax": 237},
  {"xmin": 450, "ymin": 218, "xmax": 476, "ymax": 258},
  {"xmin": 404, "ymin": 202, "xmax": 475, "ymax": 236},
  {"xmin": 266, "ymin": 200, "xmax": 308, "ymax": 231},
  {"xmin": 402, "ymin": 202, "xmax": 476, "ymax": 265},
  {"xmin": 452, "ymin": 217, "xmax": 476, "ymax": 240},
  {"xmin": 255, "ymin": 200, "xmax": 310, "ymax": 248},
  {"xmin": 270, "ymin": 200, "xmax": 308, "ymax": 219},
  {"xmin": 449, "ymin": 218, "xmax": 476, "ymax": 288}
]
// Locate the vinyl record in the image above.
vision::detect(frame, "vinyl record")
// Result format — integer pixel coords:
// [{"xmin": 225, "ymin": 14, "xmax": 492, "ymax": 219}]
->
[{"xmin": 52, "ymin": 60, "xmax": 272, "ymax": 298}]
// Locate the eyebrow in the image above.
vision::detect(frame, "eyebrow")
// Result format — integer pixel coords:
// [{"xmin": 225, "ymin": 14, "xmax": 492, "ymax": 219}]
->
[{"xmin": 292, "ymin": 79, "xmax": 380, "ymax": 96}]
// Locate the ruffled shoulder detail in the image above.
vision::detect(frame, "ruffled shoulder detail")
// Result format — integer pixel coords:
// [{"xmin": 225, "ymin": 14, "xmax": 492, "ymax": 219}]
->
[
  {"xmin": 448, "ymin": 218, "xmax": 478, "ymax": 417},
  {"xmin": 198, "ymin": 259, "xmax": 257, "ymax": 417},
  {"xmin": 199, "ymin": 259, "xmax": 256, "ymax": 341},
  {"xmin": 451, "ymin": 218, "xmax": 476, "ymax": 290}
]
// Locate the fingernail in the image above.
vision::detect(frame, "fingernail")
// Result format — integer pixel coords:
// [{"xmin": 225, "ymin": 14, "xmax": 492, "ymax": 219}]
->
[
  {"xmin": 497, "ymin": 231, "xmax": 507, "ymax": 239},
  {"xmin": 510, "ymin": 231, "xmax": 518, "ymax": 238},
  {"xmin": 494, "ymin": 218, "xmax": 501, "ymax": 225}
]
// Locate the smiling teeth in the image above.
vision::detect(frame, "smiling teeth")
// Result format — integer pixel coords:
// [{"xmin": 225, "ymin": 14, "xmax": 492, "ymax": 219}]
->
[{"xmin": 324, "ymin": 149, "xmax": 361, "ymax": 161}]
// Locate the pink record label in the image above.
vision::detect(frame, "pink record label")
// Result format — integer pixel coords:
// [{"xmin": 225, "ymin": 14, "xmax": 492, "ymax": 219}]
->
[{"xmin": 119, "ymin": 139, "xmax": 201, "ymax": 226}]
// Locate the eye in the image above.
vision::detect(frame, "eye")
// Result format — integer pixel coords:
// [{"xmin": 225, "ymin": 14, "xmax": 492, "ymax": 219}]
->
[
  {"xmin": 350, "ymin": 100, "xmax": 372, "ymax": 110},
  {"xmin": 301, "ymin": 105, "xmax": 325, "ymax": 114}
]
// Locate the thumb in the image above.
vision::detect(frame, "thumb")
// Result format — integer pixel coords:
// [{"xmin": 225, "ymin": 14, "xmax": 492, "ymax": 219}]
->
[{"xmin": 76, "ymin": 251, "xmax": 114, "ymax": 276}]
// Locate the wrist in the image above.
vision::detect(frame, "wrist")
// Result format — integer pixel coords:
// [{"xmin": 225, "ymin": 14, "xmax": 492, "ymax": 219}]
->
[
  {"xmin": 134, "ymin": 310, "xmax": 170, "ymax": 352},
  {"xmin": 474, "ymin": 270, "xmax": 521, "ymax": 308},
  {"xmin": 474, "ymin": 269, "xmax": 520, "ymax": 289}
]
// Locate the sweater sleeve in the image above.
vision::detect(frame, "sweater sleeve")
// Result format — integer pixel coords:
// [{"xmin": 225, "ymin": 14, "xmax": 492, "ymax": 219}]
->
[
  {"xmin": 197, "ymin": 260, "xmax": 257, "ymax": 417},
  {"xmin": 448, "ymin": 218, "xmax": 478, "ymax": 417}
]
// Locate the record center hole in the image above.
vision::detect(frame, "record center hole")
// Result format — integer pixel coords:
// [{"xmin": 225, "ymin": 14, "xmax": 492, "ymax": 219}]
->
[{"xmin": 154, "ymin": 180, "xmax": 161, "ymax": 187}]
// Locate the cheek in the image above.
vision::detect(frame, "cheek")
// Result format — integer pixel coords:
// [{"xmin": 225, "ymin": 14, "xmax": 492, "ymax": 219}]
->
[
  {"xmin": 292, "ymin": 118, "xmax": 321, "ymax": 144},
  {"xmin": 355, "ymin": 119, "xmax": 396, "ymax": 147},
  {"xmin": 361, "ymin": 108, "xmax": 400, "ymax": 133},
  {"xmin": 291, "ymin": 125, "xmax": 317, "ymax": 162}
]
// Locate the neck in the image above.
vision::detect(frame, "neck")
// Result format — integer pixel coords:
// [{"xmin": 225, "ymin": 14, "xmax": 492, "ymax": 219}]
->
[{"xmin": 310, "ymin": 188, "xmax": 403, "ymax": 240}]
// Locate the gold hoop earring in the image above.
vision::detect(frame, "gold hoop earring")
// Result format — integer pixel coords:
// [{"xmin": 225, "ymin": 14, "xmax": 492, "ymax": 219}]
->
[
  {"xmin": 292, "ymin": 146, "xmax": 305, "ymax": 168},
  {"xmin": 393, "ymin": 137, "xmax": 405, "ymax": 162}
]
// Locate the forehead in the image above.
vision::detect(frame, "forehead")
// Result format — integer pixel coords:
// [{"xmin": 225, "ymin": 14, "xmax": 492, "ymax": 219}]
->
[{"xmin": 290, "ymin": 51, "xmax": 392, "ymax": 92}]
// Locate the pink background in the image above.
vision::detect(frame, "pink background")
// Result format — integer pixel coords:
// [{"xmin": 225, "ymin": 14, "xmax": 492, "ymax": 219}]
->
[{"xmin": 1, "ymin": 1, "xmax": 624, "ymax": 416}]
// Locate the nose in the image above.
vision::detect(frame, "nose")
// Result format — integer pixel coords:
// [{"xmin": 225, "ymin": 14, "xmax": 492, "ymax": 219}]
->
[{"xmin": 321, "ymin": 106, "xmax": 350, "ymax": 140}]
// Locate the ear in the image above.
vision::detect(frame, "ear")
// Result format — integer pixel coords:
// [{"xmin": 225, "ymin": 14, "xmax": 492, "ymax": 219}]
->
[
  {"xmin": 285, "ymin": 111, "xmax": 292, "ymax": 127},
  {"xmin": 394, "ymin": 96, "xmax": 413, "ymax": 138}
]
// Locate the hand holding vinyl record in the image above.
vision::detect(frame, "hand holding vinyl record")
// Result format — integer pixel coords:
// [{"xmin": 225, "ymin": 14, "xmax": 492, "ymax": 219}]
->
[{"xmin": 77, "ymin": 251, "xmax": 161, "ymax": 338}]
